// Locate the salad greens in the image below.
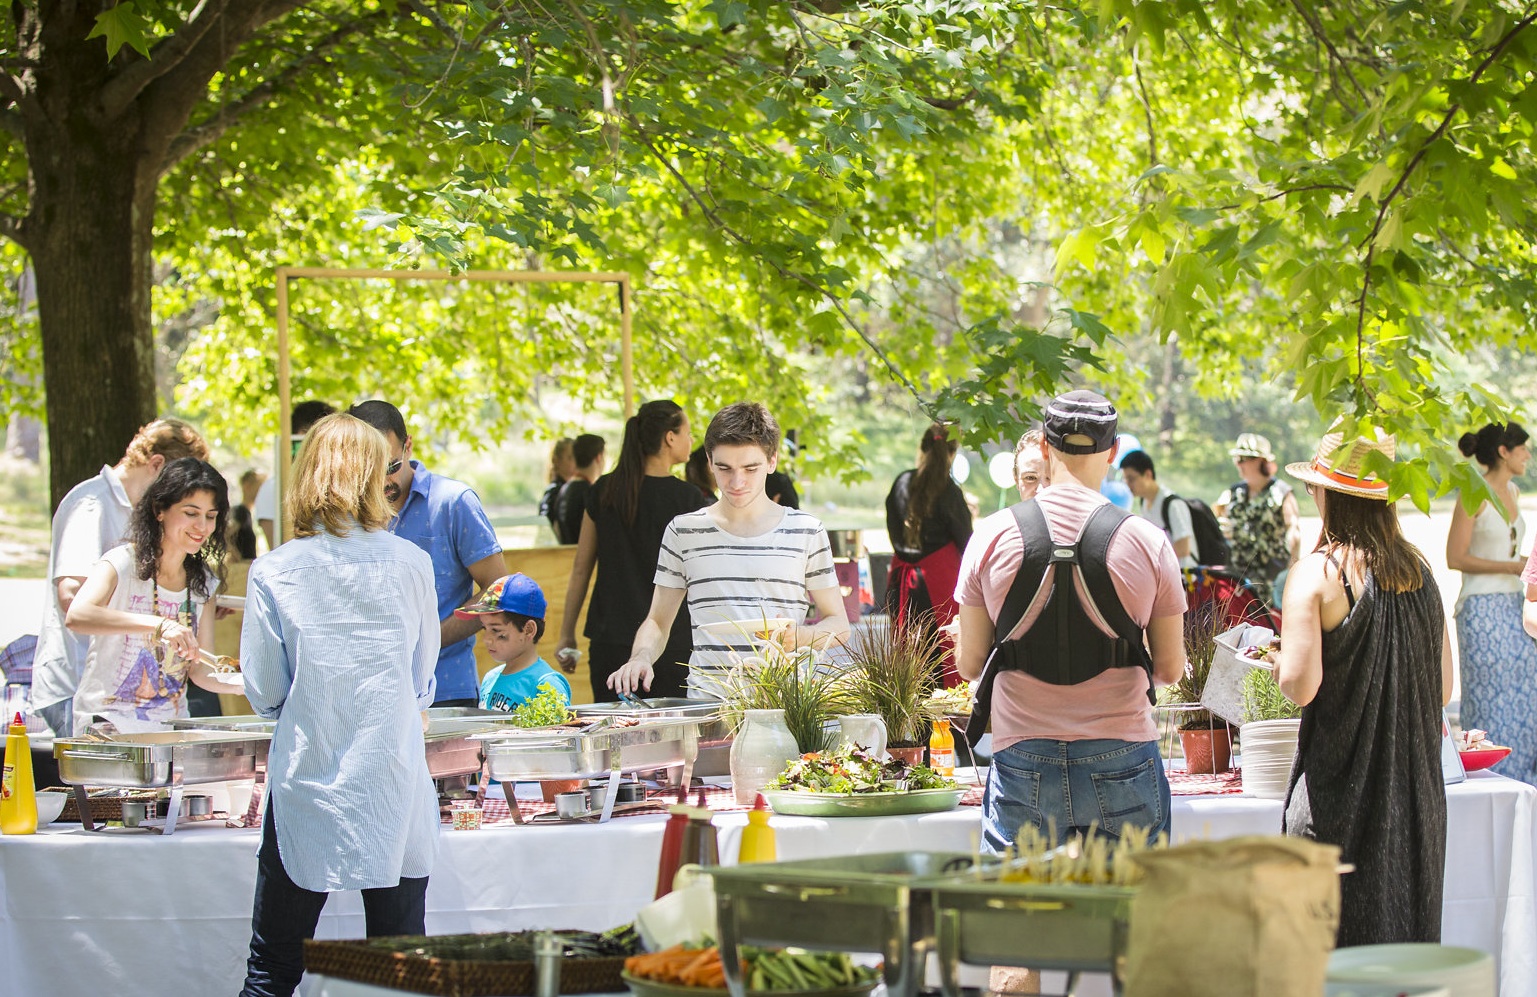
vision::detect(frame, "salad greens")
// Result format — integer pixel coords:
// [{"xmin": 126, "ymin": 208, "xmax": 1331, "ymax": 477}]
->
[
  {"xmin": 509, "ymin": 682, "xmax": 573, "ymax": 728},
  {"xmin": 768, "ymin": 744, "xmax": 955, "ymax": 793}
]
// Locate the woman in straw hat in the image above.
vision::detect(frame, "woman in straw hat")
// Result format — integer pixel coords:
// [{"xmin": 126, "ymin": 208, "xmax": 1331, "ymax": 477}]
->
[
  {"xmin": 1276, "ymin": 428, "xmax": 1453, "ymax": 947},
  {"xmin": 1214, "ymin": 433, "xmax": 1301, "ymax": 608},
  {"xmin": 1447, "ymin": 423, "xmax": 1535, "ymax": 785}
]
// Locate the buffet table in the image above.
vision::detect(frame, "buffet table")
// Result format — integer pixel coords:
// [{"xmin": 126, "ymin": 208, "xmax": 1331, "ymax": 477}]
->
[{"xmin": 1, "ymin": 772, "xmax": 1532, "ymax": 997}]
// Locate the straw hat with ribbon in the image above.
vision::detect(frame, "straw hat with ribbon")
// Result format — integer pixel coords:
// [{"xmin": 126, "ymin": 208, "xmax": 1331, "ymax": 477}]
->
[{"xmin": 1285, "ymin": 429, "xmax": 1395, "ymax": 501}]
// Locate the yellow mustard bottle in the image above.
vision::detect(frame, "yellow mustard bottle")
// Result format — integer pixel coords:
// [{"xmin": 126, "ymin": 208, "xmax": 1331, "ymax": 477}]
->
[
  {"xmin": 738, "ymin": 793, "xmax": 777, "ymax": 863},
  {"xmin": 928, "ymin": 718, "xmax": 955, "ymax": 777},
  {"xmin": 1, "ymin": 712, "xmax": 37, "ymax": 835}
]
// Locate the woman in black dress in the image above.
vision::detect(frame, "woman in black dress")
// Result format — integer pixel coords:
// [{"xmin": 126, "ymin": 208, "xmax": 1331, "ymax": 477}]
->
[
  {"xmin": 1277, "ymin": 428, "xmax": 1453, "ymax": 946},
  {"xmin": 884, "ymin": 422, "xmax": 972, "ymax": 686},
  {"xmin": 557, "ymin": 401, "xmax": 706, "ymax": 701}
]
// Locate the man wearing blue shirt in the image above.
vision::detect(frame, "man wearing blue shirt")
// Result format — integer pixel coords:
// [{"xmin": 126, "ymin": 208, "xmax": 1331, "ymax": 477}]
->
[{"xmin": 349, "ymin": 400, "xmax": 505, "ymax": 706}]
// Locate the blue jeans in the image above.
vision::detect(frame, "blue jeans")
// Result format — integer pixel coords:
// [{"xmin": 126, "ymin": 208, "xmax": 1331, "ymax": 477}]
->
[
  {"xmin": 240, "ymin": 804, "xmax": 429, "ymax": 997},
  {"xmin": 981, "ymin": 738, "xmax": 1170, "ymax": 854}
]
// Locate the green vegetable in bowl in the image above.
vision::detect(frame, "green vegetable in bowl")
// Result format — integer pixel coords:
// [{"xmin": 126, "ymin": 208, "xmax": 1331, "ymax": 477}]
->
[
  {"xmin": 509, "ymin": 682, "xmax": 573, "ymax": 728},
  {"xmin": 768, "ymin": 744, "xmax": 956, "ymax": 793}
]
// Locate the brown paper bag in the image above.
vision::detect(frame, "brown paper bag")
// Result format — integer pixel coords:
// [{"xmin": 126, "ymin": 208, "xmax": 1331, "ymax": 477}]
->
[{"xmin": 1123, "ymin": 835, "xmax": 1340, "ymax": 997}]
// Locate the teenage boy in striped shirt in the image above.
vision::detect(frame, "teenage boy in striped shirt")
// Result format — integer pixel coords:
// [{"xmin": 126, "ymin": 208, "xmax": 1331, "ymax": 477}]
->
[{"xmin": 607, "ymin": 402, "xmax": 851, "ymax": 699}]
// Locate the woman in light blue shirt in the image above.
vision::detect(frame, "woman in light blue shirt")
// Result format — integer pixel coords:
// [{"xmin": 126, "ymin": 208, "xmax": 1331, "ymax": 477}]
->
[{"xmin": 238, "ymin": 414, "xmax": 441, "ymax": 997}]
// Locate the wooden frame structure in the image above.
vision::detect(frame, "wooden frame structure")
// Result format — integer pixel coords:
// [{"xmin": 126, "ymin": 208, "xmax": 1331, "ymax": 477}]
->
[{"xmin": 273, "ymin": 266, "xmax": 634, "ymax": 540}]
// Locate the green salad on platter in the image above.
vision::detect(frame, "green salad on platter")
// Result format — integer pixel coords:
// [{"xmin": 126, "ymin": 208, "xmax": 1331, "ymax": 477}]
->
[{"xmin": 768, "ymin": 744, "xmax": 955, "ymax": 793}]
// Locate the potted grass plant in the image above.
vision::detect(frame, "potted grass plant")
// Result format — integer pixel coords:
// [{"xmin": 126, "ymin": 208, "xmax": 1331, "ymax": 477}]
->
[
  {"xmin": 1238, "ymin": 659, "xmax": 1302, "ymax": 799},
  {"xmin": 1162, "ymin": 595, "xmax": 1235, "ymax": 774},
  {"xmin": 843, "ymin": 614, "xmax": 946, "ymax": 766}
]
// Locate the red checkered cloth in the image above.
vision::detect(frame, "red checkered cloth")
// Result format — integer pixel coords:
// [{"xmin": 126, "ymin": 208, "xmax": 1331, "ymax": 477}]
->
[{"xmin": 1167, "ymin": 767, "xmax": 1244, "ymax": 796}]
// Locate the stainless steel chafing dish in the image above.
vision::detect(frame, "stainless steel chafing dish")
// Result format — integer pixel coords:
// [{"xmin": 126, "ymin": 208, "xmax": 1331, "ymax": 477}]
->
[
  {"xmin": 578, "ymin": 697, "xmax": 729, "ymax": 776},
  {"xmin": 167, "ymin": 714, "xmax": 500, "ymax": 783},
  {"xmin": 925, "ymin": 870, "xmax": 1137, "ymax": 997},
  {"xmin": 708, "ymin": 851, "xmax": 978, "ymax": 997},
  {"xmin": 53, "ymin": 730, "xmax": 270, "ymax": 834},
  {"xmin": 479, "ymin": 717, "xmax": 700, "ymax": 822}
]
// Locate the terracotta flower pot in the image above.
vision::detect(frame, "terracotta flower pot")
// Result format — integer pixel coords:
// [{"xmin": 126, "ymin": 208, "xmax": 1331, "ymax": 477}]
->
[
  {"xmin": 887, "ymin": 744, "xmax": 926, "ymax": 767},
  {"xmin": 1178, "ymin": 724, "xmax": 1233, "ymax": 774}
]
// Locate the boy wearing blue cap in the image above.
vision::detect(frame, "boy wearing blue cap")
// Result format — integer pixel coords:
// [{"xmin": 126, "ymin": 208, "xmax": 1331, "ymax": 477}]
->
[{"xmin": 453, "ymin": 573, "xmax": 572, "ymax": 712}]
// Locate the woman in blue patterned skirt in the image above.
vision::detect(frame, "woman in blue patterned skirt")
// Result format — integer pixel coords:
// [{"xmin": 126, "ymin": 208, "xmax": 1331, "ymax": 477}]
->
[{"xmin": 1447, "ymin": 422, "xmax": 1535, "ymax": 784}]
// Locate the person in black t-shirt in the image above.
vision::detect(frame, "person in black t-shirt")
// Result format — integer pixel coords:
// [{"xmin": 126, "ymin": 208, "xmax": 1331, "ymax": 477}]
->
[
  {"xmin": 556, "ymin": 402, "xmax": 706, "ymax": 700},
  {"xmin": 553, "ymin": 434, "xmax": 605, "ymax": 544},
  {"xmin": 884, "ymin": 422, "xmax": 973, "ymax": 684}
]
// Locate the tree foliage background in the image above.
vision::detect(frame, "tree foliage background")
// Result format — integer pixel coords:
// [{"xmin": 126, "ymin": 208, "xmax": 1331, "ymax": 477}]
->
[{"xmin": 4, "ymin": 0, "xmax": 1537, "ymax": 508}]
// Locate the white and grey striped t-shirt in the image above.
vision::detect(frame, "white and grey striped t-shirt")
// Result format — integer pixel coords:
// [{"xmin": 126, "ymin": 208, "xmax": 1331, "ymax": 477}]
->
[{"xmin": 655, "ymin": 507, "xmax": 838, "ymax": 694}]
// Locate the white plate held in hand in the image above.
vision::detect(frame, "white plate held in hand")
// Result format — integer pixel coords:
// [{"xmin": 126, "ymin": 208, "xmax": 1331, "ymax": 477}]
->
[{"xmin": 698, "ymin": 617, "xmax": 794, "ymax": 640}]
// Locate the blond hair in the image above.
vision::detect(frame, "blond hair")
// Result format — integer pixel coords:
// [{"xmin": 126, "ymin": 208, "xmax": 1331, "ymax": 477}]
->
[
  {"xmin": 287, "ymin": 414, "xmax": 393, "ymax": 538},
  {"xmin": 122, "ymin": 418, "xmax": 209, "ymax": 467}
]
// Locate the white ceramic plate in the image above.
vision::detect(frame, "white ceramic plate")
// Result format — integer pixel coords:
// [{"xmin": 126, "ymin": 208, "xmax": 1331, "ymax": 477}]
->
[
  {"xmin": 215, "ymin": 595, "xmax": 245, "ymax": 611},
  {"xmin": 204, "ymin": 672, "xmax": 245, "ymax": 691},
  {"xmin": 698, "ymin": 617, "xmax": 794, "ymax": 640}
]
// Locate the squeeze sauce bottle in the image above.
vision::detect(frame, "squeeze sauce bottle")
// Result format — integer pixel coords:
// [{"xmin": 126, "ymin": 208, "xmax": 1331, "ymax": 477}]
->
[
  {"xmin": 1, "ymin": 712, "xmax": 37, "ymax": 835},
  {"xmin": 738, "ymin": 793, "xmax": 777, "ymax": 863},
  {"xmin": 655, "ymin": 804, "xmax": 692, "ymax": 899},
  {"xmin": 928, "ymin": 717, "xmax": 955, "ymax": 778}
]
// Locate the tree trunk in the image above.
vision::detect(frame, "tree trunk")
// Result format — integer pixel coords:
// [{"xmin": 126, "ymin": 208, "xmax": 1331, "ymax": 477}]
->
[{"xmin": 19, "ymin": 7, "xmax": 165, "ymax": 512}]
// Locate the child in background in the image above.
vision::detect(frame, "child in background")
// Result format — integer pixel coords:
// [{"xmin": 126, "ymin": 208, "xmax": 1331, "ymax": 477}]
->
[{"xmin": 453, "ymin": 573, "xmax": 572, "ymax": 712}]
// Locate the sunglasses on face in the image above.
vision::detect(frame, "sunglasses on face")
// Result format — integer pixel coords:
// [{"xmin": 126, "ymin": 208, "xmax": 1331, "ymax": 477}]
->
[{"xmin": 387, "ymin": 455, "xmax": 406, "ymax": 476}]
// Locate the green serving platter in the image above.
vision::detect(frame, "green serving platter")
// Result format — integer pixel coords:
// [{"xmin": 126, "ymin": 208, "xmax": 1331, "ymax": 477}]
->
[
  {"xmin": 620, "ymin": 970, "xmax": 877, "ymax": 997},
  {"xmin": 759, "ymin": 787, "xmax": 965, "ymax": 818}
]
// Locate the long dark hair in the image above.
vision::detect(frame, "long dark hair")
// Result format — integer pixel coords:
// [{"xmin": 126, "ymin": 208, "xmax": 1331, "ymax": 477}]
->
[
  {"xmin": 602, "ymin": 400, "xmax": 687, "ymax": 526},
  {"xmin": 905, "ymin": 423, "xmax": 958, "ymax": 549},
  {"xmin": 1458, "ymin": 422, "xmax": 1528, "ymax": 470},
  {"xmin": 129, "ymin": 458, "xmax": 229, "ymax": 599},
  {"xmin": 1314, "ymin": 488, "xmax": 1426, "ymax": 594}
]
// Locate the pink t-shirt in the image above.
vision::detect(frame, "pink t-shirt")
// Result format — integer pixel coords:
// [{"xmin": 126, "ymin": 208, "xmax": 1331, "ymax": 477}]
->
[
  {"xmin": 1521, "ymin": 545, "xmax": 1537, "ymax": 587},
  {"xmin": 955, "ymin": 483, "xmax": 1185, "ymax": 747}
]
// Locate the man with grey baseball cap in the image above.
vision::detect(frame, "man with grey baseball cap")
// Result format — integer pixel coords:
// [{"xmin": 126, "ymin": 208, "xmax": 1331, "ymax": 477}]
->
[{"xmin": 955, "ymin": 388, "xmax": 1188, "ymax": 861}]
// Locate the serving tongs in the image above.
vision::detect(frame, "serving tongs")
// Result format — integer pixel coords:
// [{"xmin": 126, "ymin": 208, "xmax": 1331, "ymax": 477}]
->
[
  {"xmin": 615, "ymin": 689, "xmax": 649, "ymax": 710},
  {"xmin": 154, "ymin": 635, "xmax": 238, "ymax": 672}
]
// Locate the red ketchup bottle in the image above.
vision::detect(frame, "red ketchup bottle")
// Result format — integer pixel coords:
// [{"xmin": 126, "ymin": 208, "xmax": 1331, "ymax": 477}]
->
[{"xmin": 655, "ymin": 803, "xmax": 692, "ymax": 899}]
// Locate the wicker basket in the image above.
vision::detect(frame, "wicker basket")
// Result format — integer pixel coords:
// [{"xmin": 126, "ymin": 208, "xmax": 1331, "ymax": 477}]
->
[
  {"xmin": 303, "ymin": 934, "xmax": 628, "ymax": 997},
  {"xmin": 47, "ymin": 787, "xmax": 158, "ymax": 824}
]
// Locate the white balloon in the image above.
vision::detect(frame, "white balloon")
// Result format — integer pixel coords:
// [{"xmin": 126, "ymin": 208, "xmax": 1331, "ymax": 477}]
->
[
  {"xmin": 951, "ymin": 452, "xmax": 971, "ymax": 484},
  {"xmin": 988, "ymin": 451, "xmax": 1017, "ymax": 489},
  {"xmin": 1114, "ymin": 433, "xmax": 1142, "ymax": 467}
]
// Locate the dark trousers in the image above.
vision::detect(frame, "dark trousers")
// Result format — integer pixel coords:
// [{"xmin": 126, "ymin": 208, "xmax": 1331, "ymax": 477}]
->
[
  {"xmin": 240, "ymin": 804, "xmax": 429, "ymax": 997},
  {"xmin": 588, "ymin": 639, "xmax": 690, "ymax": 702}
]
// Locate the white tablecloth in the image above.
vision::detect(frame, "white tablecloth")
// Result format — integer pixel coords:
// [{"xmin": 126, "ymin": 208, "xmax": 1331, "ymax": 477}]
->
[{"xmin": 2, "ymin": 773, "xmax": 1533, "ymax": 997}]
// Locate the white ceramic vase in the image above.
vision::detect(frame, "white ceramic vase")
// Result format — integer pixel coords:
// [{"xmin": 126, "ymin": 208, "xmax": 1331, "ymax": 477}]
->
[
  {"xmin": 836, "ymin": 714, "xmax": 888, "ymax": 759},
  {"xmin": 730, "ymin": 708, "xmax": 801, "ymax": 806}
]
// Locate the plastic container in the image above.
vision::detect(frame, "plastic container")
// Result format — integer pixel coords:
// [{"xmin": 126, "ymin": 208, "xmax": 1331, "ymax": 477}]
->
[
  {"xmin": 0, "ymin": 712, "xmax": 36, "ymax": 835},
  {"xmin": 929, "ymin": 717, "xmax": 955, "ymax": 777},
  {"xmin": 656, "ymin": 804, "xmax": 692, "ymax": 899},
  {"xmin": 738, "ymin": 793, "xmax": 777, "ymax": 863}
]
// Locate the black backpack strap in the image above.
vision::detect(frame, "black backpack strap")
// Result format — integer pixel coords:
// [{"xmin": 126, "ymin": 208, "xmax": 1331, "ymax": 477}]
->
[
  {"xmin": 963, "ymin": 500, "xmax": 1053, "ymax": 748},
  {"xmin": 1159, "ymin": 493, "xmax": 1176, "ymax": 532},
  {"xmin": 1076, "ymin": 503, "xmax": 1156, "ymax": 703}
]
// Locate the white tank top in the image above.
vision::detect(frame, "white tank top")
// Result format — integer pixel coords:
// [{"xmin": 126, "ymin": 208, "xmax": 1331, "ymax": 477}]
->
[{"xmin": 1455, "ymin": 496, "xmax": 1526, "ymax": 611}]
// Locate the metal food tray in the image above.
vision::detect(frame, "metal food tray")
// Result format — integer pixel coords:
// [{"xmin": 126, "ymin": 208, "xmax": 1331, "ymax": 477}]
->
[
  {"xmin": 760, "ymin": 787, "xmax": 965, "ymax": 818},
  {"xmin": 576, "ymin": 698, "xmax": 727, "ymax": 741},
  {"xmin": 924, "ymin": 869, "xmax": 1138, "ymax": 997},
  {"xmin": 478, "ymin": 718, "xmax": 700, "ymax": 822},
  {"xmin": 168, "ymin": 714, "xmax": 499, "ymax": 782},
  {"xmin": 53, "ymin": 730, "xmax": 271, "ymax": 835},
  {"xmin": 708, "ymin": 851, "xmax": 978, "ymax": 997}
]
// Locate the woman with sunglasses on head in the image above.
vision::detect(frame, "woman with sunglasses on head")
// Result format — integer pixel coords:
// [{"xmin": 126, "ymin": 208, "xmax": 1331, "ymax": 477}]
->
[
  {"xmin": 1278, "ymin": 429, "xmax": 1452, "ymax": 946},
  {"xmin": 557, "ymin": 400, "xmax": 707, "ymax": 701},
  {"xmin": 64, "ymin": 458, "xmax": 231, "ymax": 735},
  {"xmin": 1447, "ymin": 422, "xmax": 1535, "ymax": 784}
]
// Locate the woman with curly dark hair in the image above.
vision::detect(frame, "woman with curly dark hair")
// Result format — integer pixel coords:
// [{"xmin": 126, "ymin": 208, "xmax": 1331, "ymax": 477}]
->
[
  {"xmin": 885, "ymin": 422, "xmax": 972, "ymax": 685},
  {"xmin": 65, "ymin": 457, "xmax": 231, "ymax": 734}
]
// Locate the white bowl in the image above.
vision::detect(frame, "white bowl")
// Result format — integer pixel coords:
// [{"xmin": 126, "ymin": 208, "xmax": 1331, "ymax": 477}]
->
[
  {"xmin": 35, "ymin": 790, "xmax": 67, "ymax": 825},
  {"xmin": 698, "ymin": 617, "xmax": 794, "ymax": 640},
  {"xmin": 1328, "ymin": 944, "xmax": 1494, "ymax": 997}
]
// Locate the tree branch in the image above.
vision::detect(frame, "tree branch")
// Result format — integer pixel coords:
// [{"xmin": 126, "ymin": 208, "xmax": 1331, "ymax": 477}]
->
[
  {"xmin": 1358, "ymin": 8, "xmax": 1537, "ymax": 251},
  {"xmin": 162, "ymin": 9, "xmax": 390, "ymax": 171},
  {"xmin": 406, "ymin": 0, "xmax": 463, "ymax": 46},
  {"xmin": 0, "ymin": 71, "xmax": 22, "ymax": 105},
  {"xmin": 1214, "ymin": 183, "xmax": 1351, "ymax": 212},
  {"xmin": 1286, "ymin": 0, "xmax": 1366, "ymax": 114},
  {"xmin": 0, "ymin": 211, "xmax": 25, "ymax": 249},
  {"xmin": 98, "ymin": 0, "xmax": 238, "ymax": 119},
  {"xmin": 1132, "ymin": 46, "xmax": 1158, "ymax": 174},
  {"xmin": 0, "ymin": 107, "xmax": 21, "ymax": 141}
]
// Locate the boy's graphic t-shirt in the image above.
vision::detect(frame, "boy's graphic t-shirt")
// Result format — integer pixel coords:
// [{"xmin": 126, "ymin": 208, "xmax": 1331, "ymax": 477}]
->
[
  {"xmin": 477, "ymin": 658, "xmax": 572, "ymax": 713},
  {"xmin": 72, "ymin": 543, "xmax": 217, "ymax": 734}
]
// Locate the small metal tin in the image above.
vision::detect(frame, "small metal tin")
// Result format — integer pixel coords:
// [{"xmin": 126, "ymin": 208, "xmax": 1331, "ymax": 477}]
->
[
  {"xmin": 615, "ymin": 781, "xmax": 644, "ymax": 804},
  {"xmin": 121, "ymin": 800, "xmax": 149, "ymax": 828},
  {"xmin": 554, "ymin": 791, "xmax": 589, "ymax": 818},
  {"xmin": 183, "ymin": 794, "xmax": 212, "ymax": 817}
]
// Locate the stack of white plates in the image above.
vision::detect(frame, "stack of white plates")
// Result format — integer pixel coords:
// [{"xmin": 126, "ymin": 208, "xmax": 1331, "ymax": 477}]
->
[
  {"xmin": 1239, "ymin": 719, "xmax": 1301, "ymax": 799},
  {"xmin": 1327, "ymin": 944, "xmax": 1494, "ymax": 997}
]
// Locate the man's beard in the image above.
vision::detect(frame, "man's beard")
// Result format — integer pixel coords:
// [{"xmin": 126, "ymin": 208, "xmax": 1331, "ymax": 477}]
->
[{"xmin": 384, "ymin": 482, "xmax": 401, "ymax": 504}]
